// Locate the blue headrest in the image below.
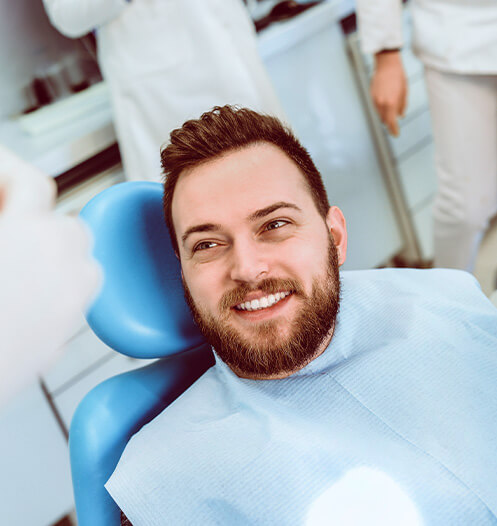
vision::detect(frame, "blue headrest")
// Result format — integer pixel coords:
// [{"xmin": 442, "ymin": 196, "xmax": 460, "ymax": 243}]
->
[{"xmin": 80, "ymin": 181, "xmax": 205, "ymax": 359}]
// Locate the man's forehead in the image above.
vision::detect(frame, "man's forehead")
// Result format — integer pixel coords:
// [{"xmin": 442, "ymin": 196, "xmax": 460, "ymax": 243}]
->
[{"xmin": 172, "ymin": 143, "xmax": 313, "ymax": 224}]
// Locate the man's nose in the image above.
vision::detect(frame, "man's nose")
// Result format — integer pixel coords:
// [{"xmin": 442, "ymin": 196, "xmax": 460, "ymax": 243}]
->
[{"xmin": 229, "ymin": 238, "xmax": 269, "ymax": 285}]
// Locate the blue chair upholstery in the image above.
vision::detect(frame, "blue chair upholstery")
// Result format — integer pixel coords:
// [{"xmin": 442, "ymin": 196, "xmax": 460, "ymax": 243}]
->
[{"xmin": 70, "ymin": 182, "xmax": 214, "ymax": 526}]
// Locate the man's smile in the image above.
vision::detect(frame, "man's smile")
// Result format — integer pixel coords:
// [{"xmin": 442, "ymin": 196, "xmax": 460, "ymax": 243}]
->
[
  {"xmin": 234, "ymin": 291, "xmax": 293, "ymax": 311},
  {"xmin": 230, "ymin": 291, "xmax": 296, "ymax": 324}
]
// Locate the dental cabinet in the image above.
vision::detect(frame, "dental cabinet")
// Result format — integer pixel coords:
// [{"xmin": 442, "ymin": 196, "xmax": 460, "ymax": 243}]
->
[
  {"xmin": 347, "ymin": 7, "xmax": 437, "ymax": 261},
  {"xmin": 0, "ymin": 2, "xmax": 436, "ymax": 525}
]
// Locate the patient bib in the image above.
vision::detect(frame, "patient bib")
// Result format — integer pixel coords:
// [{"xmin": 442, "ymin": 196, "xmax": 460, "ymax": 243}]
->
[{"xmin": 106, "ymin": 269, "xmax": 497, "ymax": 525}]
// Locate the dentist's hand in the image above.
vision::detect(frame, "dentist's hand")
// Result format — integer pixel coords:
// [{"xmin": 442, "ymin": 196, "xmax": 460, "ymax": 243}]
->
[
  {"xmin": 0, "ymin": 147, "xmax": 101, "ymax": 406},
  {"xmin": 370, "ymin": 50, "xmax": 407, "ymax": 137}
]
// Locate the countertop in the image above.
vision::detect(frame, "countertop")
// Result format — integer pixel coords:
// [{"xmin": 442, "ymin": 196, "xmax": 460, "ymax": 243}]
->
[{"xmin": 0, "ymin": 82, "xmax": 116, "ymax": 178}]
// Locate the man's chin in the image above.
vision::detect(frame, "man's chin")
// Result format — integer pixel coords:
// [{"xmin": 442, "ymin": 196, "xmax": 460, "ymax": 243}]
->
[{"xmin": 226, "ymin": 316, "xmax": 292, "ymax": 345}]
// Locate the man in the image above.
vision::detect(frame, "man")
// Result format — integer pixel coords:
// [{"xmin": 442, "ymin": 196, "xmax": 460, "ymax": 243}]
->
[
  {"xmin": 106, "ymin": 106, "xmax": 497, "ymax": 525},
  {"xmin": 355, "ymin": 0, "xmax": 497, "ymax": 272}
]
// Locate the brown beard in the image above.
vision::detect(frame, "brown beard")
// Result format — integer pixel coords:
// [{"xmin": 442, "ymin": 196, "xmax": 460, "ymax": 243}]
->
[{"xmin": 183, "ymin": 237, "xmax": 341, "ymax": 378}]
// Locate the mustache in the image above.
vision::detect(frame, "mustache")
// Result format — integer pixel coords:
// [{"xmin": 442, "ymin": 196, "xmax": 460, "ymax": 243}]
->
[{"xmin": 219, "ymin": 277, "xmax": 305, "ymax": 311}]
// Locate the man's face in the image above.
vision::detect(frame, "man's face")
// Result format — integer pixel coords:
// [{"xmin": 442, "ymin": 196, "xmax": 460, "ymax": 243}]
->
[{"xmin": 172, "ymin": 143, "xmax": 347, "ymax": 379}]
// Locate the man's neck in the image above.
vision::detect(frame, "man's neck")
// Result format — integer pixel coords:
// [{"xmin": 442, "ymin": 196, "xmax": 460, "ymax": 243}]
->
[{"xmin": 229, "ymin": 325, "xmax": 335, "ymax": 381}]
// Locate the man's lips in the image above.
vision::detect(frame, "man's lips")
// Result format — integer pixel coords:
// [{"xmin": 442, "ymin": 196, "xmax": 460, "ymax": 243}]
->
[{"xmin": 233, "ymin": 291, "xmax": 293, "ymax": 312}]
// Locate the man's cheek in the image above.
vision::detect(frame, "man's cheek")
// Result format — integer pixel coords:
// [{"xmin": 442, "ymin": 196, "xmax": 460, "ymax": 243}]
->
[
  {"xmin": 190, "ymin": 285, "xmax": 217, "ymax": 315},
  {"xmin": 285, "ymin": 245, "xmax": 320, "ymax": 275}
]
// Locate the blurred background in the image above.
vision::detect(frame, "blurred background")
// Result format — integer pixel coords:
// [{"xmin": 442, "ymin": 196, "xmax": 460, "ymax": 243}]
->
[{"xmin": 0, "ymin": 1, "xmax": 495, "ymax": 524}]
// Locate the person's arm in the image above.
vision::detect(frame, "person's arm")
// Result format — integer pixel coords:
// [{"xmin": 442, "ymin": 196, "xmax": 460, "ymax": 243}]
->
[
  {"xmin": 355, "ymin": 0, "xmax": 407, "ymax": 136},
  {"xmin": 0, "ymin": 146, "xmax": 101, "ymax": 405},
  {"xmin": 42, "ymin": 0, "xmax": 130, "ymax": 38},
  {"xmin": 369, "ymin": 49, "xmax": 407, "ymax": 137}
]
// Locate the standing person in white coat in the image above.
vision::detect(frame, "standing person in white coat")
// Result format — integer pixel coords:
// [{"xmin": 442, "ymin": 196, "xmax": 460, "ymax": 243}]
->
[
  {"xmin": 43, "ymin": 0, "xmax": 285, "ymax": 183},
  {"xmin": 356, "ymin": 0, "xmax": 497, "ymax": 272},
  {"xmin": 0, "ymin": 146, "xmax": 101, "ymax": 406}
]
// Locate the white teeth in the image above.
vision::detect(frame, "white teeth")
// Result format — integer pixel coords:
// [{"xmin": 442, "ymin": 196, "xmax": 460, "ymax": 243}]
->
[{"xmin": 235, "ymin": 291, "xmax": 291, "ymax": 312}]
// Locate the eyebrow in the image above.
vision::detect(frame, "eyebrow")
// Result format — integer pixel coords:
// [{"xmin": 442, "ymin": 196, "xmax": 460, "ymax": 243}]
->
[
  {"xmin": 181, "ymin": 223, "xmax": 223, "ymax": 246},
  {"xmin": 247, "ymin": 201, "xmax": 302, "ymax": 221},
  {"xmin": 181, "ymin": 201, "xmax": 302, "ymax": 246}
]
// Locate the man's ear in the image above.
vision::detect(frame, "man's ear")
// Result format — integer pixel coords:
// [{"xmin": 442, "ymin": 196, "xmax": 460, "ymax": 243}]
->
[{"xmin": 326, "ymin": 206, "xmax": 347, "ymax": 266}]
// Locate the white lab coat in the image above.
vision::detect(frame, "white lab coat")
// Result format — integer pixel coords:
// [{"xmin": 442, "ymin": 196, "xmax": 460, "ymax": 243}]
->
[
  {"xmin": 43, "ymin": 0, "xmax": 284, "ymax": 182},
  {"xmin": 356, "ymin": 0, "xmax": 497, "ymax": 74}
]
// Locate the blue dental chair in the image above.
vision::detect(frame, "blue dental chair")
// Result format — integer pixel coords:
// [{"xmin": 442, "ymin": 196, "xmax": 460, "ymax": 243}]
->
[{"xmin": 70, "ymin": 181, "xmax": 214, "ymax": 525}]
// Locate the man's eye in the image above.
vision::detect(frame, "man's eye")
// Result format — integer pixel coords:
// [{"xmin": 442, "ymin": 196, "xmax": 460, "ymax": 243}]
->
[
  {"xmin": 193, "ymin": 241, "xmax": 218, "ymax": 252},
  {"xmin": 265, "ymin": 220, "xmax": 288, "ymax": 231}
]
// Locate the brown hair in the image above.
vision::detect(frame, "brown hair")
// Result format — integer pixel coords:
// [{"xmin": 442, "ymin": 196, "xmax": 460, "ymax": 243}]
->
[{"xmin": 161, "ymin": 105, "xmax": 330, "ymax": 253}]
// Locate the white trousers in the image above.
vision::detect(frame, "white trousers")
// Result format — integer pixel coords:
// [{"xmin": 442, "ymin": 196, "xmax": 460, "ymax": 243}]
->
[{"xmin": 424, "ymin": 67, "xmax": 497, "ymax": 271}]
